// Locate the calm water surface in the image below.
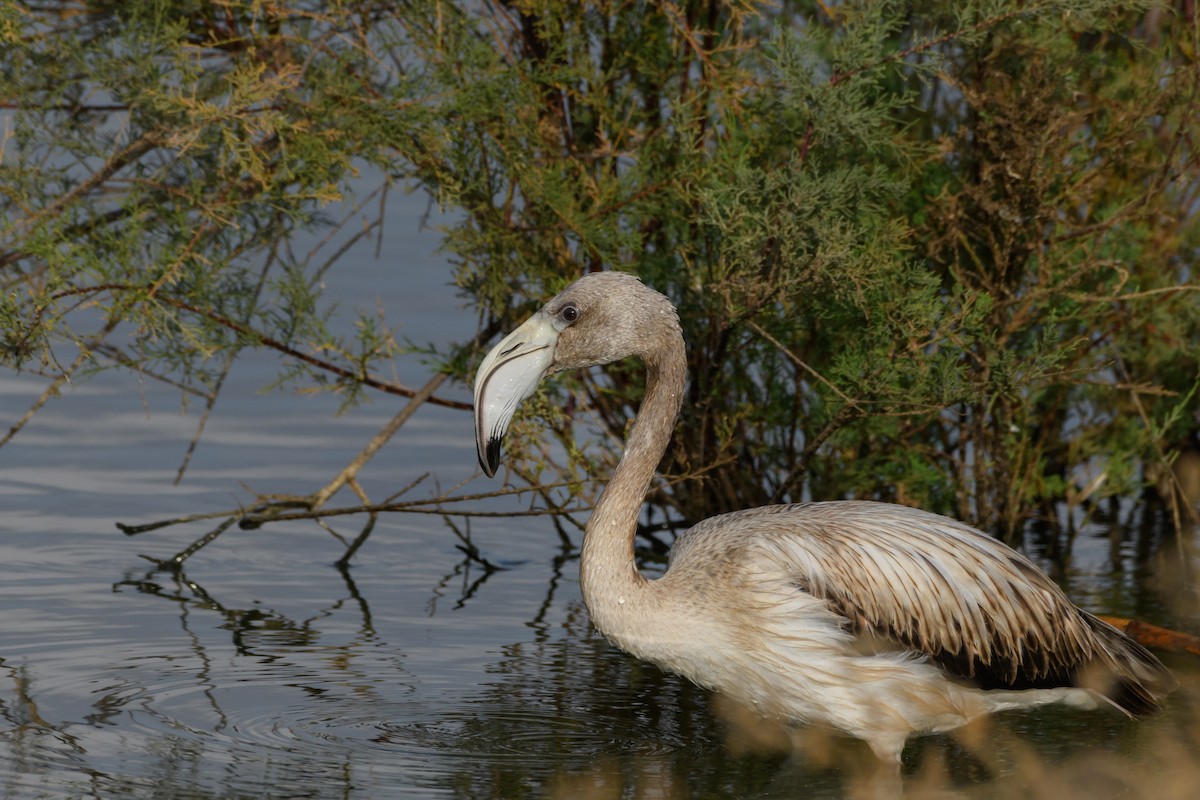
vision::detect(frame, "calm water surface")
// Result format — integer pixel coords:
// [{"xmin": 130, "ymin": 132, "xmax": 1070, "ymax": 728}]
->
[{"xmin": 2, "ymin": 195, "xmax": 1198, "ymax": 799}]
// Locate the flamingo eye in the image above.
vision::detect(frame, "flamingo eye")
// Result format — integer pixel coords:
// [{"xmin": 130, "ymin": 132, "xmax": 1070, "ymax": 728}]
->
[{"xmin": 561, "ymin": 305, "xmax": 579, "ymax": 323}]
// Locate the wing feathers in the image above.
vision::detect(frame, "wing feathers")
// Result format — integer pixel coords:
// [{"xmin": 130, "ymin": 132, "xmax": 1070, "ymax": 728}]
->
[{"xmin": 697, "ymin": 501, "xmax": 1174, "ymax": 711}]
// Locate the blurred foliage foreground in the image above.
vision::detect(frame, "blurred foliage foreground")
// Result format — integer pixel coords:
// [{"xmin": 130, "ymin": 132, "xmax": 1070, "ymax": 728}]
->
[{"xmin": 1, "ymin": 1, "xmax": 1199, "ymax": 556}]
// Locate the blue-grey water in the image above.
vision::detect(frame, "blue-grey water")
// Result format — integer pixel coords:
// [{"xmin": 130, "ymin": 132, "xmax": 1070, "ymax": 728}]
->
[{"xmin": 2, "ymin": 191, "xmax": 1197, "ymax": 799}]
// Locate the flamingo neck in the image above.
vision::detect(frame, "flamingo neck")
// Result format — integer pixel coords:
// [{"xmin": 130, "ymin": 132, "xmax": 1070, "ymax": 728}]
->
[{"xmin": 580, "ymin": 334, "xmax": 686, "ymax": 639}]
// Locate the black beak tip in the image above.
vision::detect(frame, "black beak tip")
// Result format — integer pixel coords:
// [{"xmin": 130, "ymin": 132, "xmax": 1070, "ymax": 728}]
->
[{"xmin": 479, "ymin": 436, "xmax": 502, "ymax": 478}]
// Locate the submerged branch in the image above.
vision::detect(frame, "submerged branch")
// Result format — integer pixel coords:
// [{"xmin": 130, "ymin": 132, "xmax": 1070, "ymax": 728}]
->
[
  {"xmin": 111, "ymin": 312, "xmax": 509, "ymax": 565},
  {"xmin": 140, "ymin": 516, "xmax": 241, "ymax": 569},
  {"xmin": 1097, "ymin": 615, "xmax": 1200, "ymax": 658},
  {"xmin": 117, "ymin": 476, "xmax": 595, "ymax": 567}
]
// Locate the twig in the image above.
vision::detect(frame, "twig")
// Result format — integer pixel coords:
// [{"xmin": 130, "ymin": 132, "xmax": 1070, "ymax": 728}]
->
[
  {"xmin": 0, "ymin": 352, "xmax": 87, "ymax": 449},
  {"xmin": 746, "ymin": 319, "xmax": 860, "ymax": 409},
  {"xmin": 39, "ymin": 283, "xmax": 475, "ymax": 410},
  {"xmin": 829, "ymin": 6, "xmax": 1036, "ymax": 87},
  {"xmin": 240, "ymin": 501, "xmax": 593, "ymax": 527},
  {"xmin": 12, "ymin": 131, "xmax": 161, "ymax": 232},
  {"xmin": 117, "ymin": 507, "xmax": 243, "ymax": 534},
  {"xmin": 116, "ymin": 478, "xmax": 592, "ymax": 543},
  {"xmin": 1114, "ymin": 358, "xmax": 1197, "ymax": 573},
  {"xmin": 445, "ymin": 516, "xmax": 506, "ymax": 572},
  {"xmin": 142, "ymin": 515, "xmax": 241, "ymax": 569},
  {"xmin": 1, "ymin": 315, "xmax": 122, "ymax": 449},
  {"xmin": 174, "ymin": 233, "xmax": 283, "ymax": 484},
  {"xmin": 1097, "ymin": 615, "xmax": 1200, "ymax": 657},
  {"xmin": 334, "ymin": 511, "xmax": 376, "ymax": 570},
  {"xmin": 310, "ymin": 371, "xmax": 449, "ymax": 508}
]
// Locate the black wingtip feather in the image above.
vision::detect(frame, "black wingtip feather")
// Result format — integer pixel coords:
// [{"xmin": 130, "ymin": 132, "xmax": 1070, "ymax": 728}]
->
[{"xmin": 1081, "ymin": 613, "xmax": 1178, "ymax": 716}]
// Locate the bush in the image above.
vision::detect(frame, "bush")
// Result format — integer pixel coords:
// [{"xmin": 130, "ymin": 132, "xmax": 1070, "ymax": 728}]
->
[{"xmin": 3, "ymin": 1, "xmax": 1197, "ymax": 543}]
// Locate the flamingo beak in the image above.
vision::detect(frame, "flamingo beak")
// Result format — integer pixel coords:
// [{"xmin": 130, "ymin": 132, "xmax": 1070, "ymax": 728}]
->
[{"xmin": 473, "ymin": 312, "xmax": 558, "ymax": 477}]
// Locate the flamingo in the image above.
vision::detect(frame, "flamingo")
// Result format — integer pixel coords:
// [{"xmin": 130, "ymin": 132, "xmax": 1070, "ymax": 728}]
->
[{"xmin": 472, "ymin": 270, "xmax": 1175, "ymax": 766}]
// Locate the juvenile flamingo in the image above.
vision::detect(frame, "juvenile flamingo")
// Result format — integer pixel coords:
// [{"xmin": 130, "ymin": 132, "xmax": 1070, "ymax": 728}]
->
[{"xmin": 472, "ymin": 271, "xmax": 1174, "ymax": 766}]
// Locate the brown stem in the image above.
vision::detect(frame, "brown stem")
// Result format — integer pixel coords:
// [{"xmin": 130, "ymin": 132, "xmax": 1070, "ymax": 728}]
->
[{"xmin": 310, "ymin": 371, "xmax": 449, "ymax": 509}]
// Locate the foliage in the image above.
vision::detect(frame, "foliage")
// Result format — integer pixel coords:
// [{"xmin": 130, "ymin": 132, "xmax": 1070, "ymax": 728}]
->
[
  {"xmin": 2, "ymin": 1, "xmax": 1198, "ymax": 543},
  {"xmin": 0, "ymin": 1, "xmax": 408, "ymax": 413}
]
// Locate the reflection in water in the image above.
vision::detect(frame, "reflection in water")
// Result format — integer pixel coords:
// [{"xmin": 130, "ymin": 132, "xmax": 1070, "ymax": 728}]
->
[
  {"xmin": 74, "ymin": 554, "xmax": 795, "ymax": 799},
  {"xmin": 0, "ymin": 502, "xmax": 1197, "ymax": 799},
  {"xmin": 0, "ymin": 541, "xmax": 1150, "ymax": 798}
]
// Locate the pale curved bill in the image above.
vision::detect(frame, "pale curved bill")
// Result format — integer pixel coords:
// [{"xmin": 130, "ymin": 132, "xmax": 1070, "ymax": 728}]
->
[{"xmin": 472, "ymin": 313, "xmax": 558, "ymax": 477}]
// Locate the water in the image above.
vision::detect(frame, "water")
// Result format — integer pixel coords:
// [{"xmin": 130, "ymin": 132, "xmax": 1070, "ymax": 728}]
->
[
  {"xmin": 0, "ymin": 380, "xmax": 730, "ymax": 799},
  {"xmin": 2, "ymin": 191, "xmax": 1198, "ymax": 799}
]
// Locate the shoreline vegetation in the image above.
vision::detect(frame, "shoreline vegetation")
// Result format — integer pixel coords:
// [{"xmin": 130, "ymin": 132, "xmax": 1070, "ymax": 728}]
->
[{"xmin": 1, "ymin": 3, "xmax": 1197, "ymax": 592}]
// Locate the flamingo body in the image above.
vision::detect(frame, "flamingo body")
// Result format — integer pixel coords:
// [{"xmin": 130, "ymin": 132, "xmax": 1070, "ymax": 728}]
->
[{"xmin": 472, "ymin": 271, "xmax": 1174, "ymax": 764}]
